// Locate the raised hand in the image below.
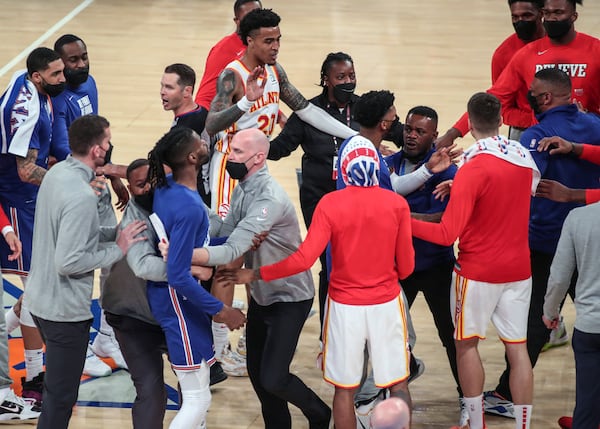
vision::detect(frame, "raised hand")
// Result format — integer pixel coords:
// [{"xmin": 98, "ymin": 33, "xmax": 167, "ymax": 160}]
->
[
  {"xmin": 245, "ymin": 66, "xmax": 267, "ymax": 102},
  {"xmin": 116, "ymin": 220, "xmax": 147, "ymax": 254}
]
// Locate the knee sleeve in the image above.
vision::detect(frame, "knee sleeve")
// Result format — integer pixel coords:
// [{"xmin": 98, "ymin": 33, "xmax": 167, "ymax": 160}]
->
[
  {"xmin": 19, "ymin": 304, "xmax": 36, "ymax": 328},
  {"xmin": 169, "ymin": 366, "xmax": 211, "ymax": 429}
]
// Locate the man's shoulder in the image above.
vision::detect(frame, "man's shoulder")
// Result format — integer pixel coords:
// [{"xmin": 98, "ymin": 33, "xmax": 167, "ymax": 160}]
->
[{"xmin": 494, "ymin": 33, "xmax": 524, "ymax": 56}]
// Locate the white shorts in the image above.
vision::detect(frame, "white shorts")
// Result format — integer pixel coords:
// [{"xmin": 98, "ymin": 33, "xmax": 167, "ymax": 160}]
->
[
  {"xmin": 209, "ymin": 150, "xmax": 237, "ymax": 219},
  {"xmin": 322, "ymin": 295, "xmax": 410, "ymax": 388},
  {"xmin": 451, "ymin": 273, "xmax": 531, "ymax": 343}
]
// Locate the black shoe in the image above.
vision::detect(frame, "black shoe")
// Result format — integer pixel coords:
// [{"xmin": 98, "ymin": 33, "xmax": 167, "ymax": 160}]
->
[
  {"xmin": 209, "ymin": 361, "xmax": 228, "ymax": 386},
  {"xmin": 408, "ymin": 355, "xmax": 425, "ymax": 384},
  {"xmin": 21, "ymin": 372, "xmax": 44, "ymax": 409}
]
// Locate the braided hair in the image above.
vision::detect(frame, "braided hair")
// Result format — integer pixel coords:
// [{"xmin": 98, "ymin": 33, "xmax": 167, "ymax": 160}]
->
[
  {"xmin": 147, "ymin": 127, "xmax": 197, "ymax": 189},
  {"xmin": 319, "ymin": 52, "xmax": 354, "ymax": 95}
]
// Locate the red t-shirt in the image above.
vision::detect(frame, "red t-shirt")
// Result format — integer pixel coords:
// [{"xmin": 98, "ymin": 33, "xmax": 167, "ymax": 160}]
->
[
  {"xmin": 0, "ymin": 206, "xmax": 9, "ymax": 230},
  {"xmin": 261, "ymin": 186, "xmax": 415, "ymax": 305},
  {"xmin": 492, "ymin": 33, "xmax": 527, "ymax": 84},
  {"xmin": 581, "ymin": 144, "xmax": 600, "ymax": 204},
  {"xmin": 453, "ymin": 32, "xmax": 600, "ymax": 136},
  {"xmin": 412, "ymin": 155, "xmax": 532, "ymax": 283},
  {"xmin": 195, "ymin": 32, "xmax": 246, "ymax": 110}
]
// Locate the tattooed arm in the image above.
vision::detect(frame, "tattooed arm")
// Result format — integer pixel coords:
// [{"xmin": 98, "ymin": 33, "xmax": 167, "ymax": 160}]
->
[
  {"xmin": 205, "ymin": 66, "xmax": 266, "ymax": 136},
  {"xmin": 16, "ymin": 149, "xmax": 46, "ymax": 186},
  {"xmin": 277, "ymin": 63, "xmax": 356, "ymax": 139}
]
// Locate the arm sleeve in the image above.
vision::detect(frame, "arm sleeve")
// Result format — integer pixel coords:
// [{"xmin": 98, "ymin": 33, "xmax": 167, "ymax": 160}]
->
[
  {"xmin": 580, "ymin": 144, "xmax": 600, "ymax": 165},
  {"xmin": 543, "ymin": 214, "xmax": 576, "ymax": 321},
  {"xmin": 55, "ymin": 195, "xmax": 123, "ymax": 275},
  {"xmin": 261, "ymin": 200, "xmax": 331, "ymax": 281},
  {"xmin": 267, "ymin": 113, "xmax": 304, "ymax": 160},
  {"xmin": 390, "ymin": 165, "xmax": 433, "ymax": 196},
  {"xmin": 489, "ymin": 54, "xmax": 533, "ymax": 129},
  {"xmin": 121, "ymin": 210, "xmax": 167, "ymax": 282},
  {"xmin": 491, "ymin": 49, "xmax": 503, "ymax": 84},
  {"xmin": 206, "ymin": 195, "xmax": 283, "ymax": 265},
  {"xmin": 411, "ymin": 165, "xmax": 479, "ymax": 246},
  {"xmin": 451, "ymin": 113, "xmax": 469, "ymax": 138},
  {"xmin": 585, "ymin": 189, "xmax": 600, "ymax": 205},
  {"xmin": 395, "ymin": 202, "xmax": 415, "ymax": 280},
  {"xmin": 0, "ymin": 206, "xmax": 13, "ymax": 237},
  {"xmin": 295, "ymin": 103, "xmax": 356, "ymax": 139},
  {"xmin": 49, "ymin": 96, "xmax": 71, "ymax": 161},
  {"xmin": 166, "ymin": 210, "xmax": 223, "ymax": 315}
]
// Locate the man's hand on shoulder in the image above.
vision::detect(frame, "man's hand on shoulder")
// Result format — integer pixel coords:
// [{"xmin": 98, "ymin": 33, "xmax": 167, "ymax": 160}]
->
[{"xmin": 116, "ymin": 220, "xmax": 147, "ymax": 254}]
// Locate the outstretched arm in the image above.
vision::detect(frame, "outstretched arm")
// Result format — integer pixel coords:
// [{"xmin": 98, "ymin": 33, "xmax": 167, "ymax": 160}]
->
[{"xmin": 276, "ymin": 63, "xmax": 356, "ymax": 139}]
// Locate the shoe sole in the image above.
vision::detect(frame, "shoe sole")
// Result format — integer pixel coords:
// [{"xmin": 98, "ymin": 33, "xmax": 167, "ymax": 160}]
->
[{"xmin": 483, "ymin": 405, "xmax": 514, "ymax": 419}]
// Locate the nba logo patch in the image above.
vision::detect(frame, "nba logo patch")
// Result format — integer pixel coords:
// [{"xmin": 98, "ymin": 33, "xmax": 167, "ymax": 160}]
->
[{"xmin": 256, "ymin": 207, "xmax": 268, "ymax": 221}]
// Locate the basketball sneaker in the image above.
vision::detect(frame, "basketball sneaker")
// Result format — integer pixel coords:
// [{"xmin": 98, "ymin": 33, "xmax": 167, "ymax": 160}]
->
[
  {"xmin": 541, "ymin": 316, "xmax": 569, "ymax": 352},
  {"xmin": 91, "ymin": 331, "xmax": 128, "ymax": 369},
  {"xmin": 209, "ymin": 361, "xmax": 228, "ymax": 386},
  {"xmin": 0, "ymin": 389, "xmax": 40, "ymax": 422},
  {"xmin": 21, "ymin": 372, "xmax": 44, "ymax": 409},
  {"xmin": 83, "ymin": 344, "xmax": 112, "ymax": 377},
  {"xmin": 408, "ymin": 356, "xmax": 425, "ymax": 384},
  {"xmin": 483, "ymin": 390, "xmax": 514, "ymax": 418},
  {"xmin": 557, "ymin": 416, "xmax": 572, "ymax": 429},
  {"xmin": 236, "ymin": 332, "xmax": 246, "ymax": 357},
  {"xmin": 219, "ymin": 346, "xmax": 247, "ymax": 377},
  {"xmin": 355, "ymin": 390, "xmax": 386, "ymax": 429}
]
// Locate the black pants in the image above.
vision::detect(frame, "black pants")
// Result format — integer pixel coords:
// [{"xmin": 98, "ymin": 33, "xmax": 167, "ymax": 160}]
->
[
  {"xmin": 33, "ymin": 315, "xmax": 91, "ymax": 429},
  {"xmin": 401, "ymin": 261, "xmax": 462, "ymax": 397},
  {"xmin": 495, "ymin": 249, "xmax": 576, "ymax": 400},
  {"xmin": 106, "ymin": 312, "xmax": 168, "ymax": 429},
  {"xmin": 247, "ymin": 298, "xmax": 330, "ymax": 429},
  {"xmin": 572, "ymin": 328, "xmax": 600, "ymax": 428}
]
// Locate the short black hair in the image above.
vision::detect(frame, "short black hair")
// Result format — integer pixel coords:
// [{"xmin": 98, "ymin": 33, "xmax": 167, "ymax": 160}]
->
[
  {"xmin": 355, "ymin": 90, "xmax": 395, "ymax": 128},
  {"xmin": 164, "ymin": 63, "xmax": 196, "ymax": 90},
  {"xmin": 467, "ymin": 92, "xmax": 501, "ymax": 135},
  {"xmin": 407, "ymin": 106, "xmax": 438, "ymax": 125},
  {"xmin": 239, "ymin": 8, "xmax": 280, "ymax": 46},
  {"xmin": 508, "ymin": 0, "xmax": 544, "ymax": 8},
  {"xmin": 319, "ymin": 52, "xmax": 354, "ymax": 89},
  {"xmin": 26, "ymin": 47, "xmax": 61, "ymax": 76},
  {"xmin": 68, "ymin": 114, "xmax": 110, "ymax": 156},
  {"xmin": 54, "ymin": 34, "xmax": 85, "ymax": 54},
  {"xmin": 545, "ymin": 0, "xmax": 582, "ymax": 10},
  {"xmin": 126, "ymin": 159, "xmax": 149, "ymax": 181},
  {"xmin": 234, "ymin": 0, "xmax": 262, "ymax": 15},
  {"xmin": 534, "ymin": 67, "xmax": 572, "ymax": 93}
]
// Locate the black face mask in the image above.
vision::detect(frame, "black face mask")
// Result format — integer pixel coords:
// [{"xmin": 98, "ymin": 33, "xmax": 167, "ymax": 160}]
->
[
  {"xmin": 225, "ymin": 153, "xmax": 257, "ymax": 180},
  {"xmin": 526, "ymin": 90, "xmax": 543, "ymax": 115},
  {"xmin": 332, "ymin": 82, "xmax": 356, "ymax": 105},
  {"xmin": 543, "ymin": 18, "xmax": 572, "ymax": 40},
  {"xmin": 513, "ymin": 20, "xmax": 538, "ymax": 41},
  {"xmin": 64, "ymin": 67, "xmax": 89, "ymax": 86},
  {"xmin": 103, "ymin": 142, "xmax": 114, "ymax": 165},
  {"xmin": 134, "ymin": 191, "xmax": 154, "ymax": 213},
  {"xmin": 42, "ymin": 79, "xmax": 66, "ymax": 97},
  {"xmin": 225, "ymin": 160, "xmax": 249, "ymax": 180}
]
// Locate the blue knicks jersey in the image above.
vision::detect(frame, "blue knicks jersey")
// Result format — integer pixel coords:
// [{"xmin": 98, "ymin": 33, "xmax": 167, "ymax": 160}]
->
[{"xmin": 0, "ymin": 77, "xmax": 53, "ymax": 207}]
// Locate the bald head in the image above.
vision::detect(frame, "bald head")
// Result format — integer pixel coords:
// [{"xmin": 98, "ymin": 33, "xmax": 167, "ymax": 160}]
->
[
  {"xmin": 371, "ymin": 398, "xmax": 410, "ymax": 429},
  {"xmin": 227, "ymin": 128, "xmax": 270, "ymax": 180}
]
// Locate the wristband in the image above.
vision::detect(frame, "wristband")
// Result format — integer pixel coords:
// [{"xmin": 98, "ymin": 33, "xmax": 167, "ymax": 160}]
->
[{"xmin": 236, "ymin": 96, "xmax": 254, "ymax": 112}]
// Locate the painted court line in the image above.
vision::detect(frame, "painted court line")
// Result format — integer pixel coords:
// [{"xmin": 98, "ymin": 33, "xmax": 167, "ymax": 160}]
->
[{"xmin": 0, "ymin": 0, "xmax": 94, "ymax": 79}]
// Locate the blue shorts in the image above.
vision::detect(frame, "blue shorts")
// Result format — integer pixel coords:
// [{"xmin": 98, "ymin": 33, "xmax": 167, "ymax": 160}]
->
[
  {"xmin": 146, "ymin": 282, "xmax": 215, "ymax": 370},
  {"xmin": 0, "ymin": 201, "xmax": 34, "ymax": 276}
]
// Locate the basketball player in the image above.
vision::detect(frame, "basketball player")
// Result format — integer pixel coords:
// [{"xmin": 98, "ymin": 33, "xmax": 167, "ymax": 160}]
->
[
  {"xmin": 411, "ymin": 93, "xmax": 539, "ymax": 429},
  {"xmin": 0, "ymin": 47, "xmax": 65, "ymax": 407}
]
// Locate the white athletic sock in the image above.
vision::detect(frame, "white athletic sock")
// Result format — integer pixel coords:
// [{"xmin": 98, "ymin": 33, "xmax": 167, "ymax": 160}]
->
[
  {"xmin": 24, "ymin": 348, "xmax": 44, "ymax": 381},
  {"xmin": 514, "ymin": 404, "xmax": 532, "ymax": 429},
  {"xmin": 211, "ymin": 321, "xmax": 229, "ymax": 360},
  {"xmin": 5, "ymin": 308, "xmax": 20, "ymax": 334},
  {"xmin": 464, "ymin": 395, "xmax": 485, "ymax": 429},
  {"xmin": 0, "ymin": 387, "xmax": 10, "ymax": 403}
]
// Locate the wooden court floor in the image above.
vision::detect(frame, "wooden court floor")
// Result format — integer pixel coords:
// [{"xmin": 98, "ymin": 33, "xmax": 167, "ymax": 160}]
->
[{"xmin": 1, "ymin": 0, "xmax": 599, "ymax": 427}]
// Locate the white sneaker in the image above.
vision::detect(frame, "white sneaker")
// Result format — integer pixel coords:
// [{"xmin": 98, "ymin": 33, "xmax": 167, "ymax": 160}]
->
[
  {"xmin": 542, "ymin": 315, "xmax": 569, "ymax": 352},
  {"xmin": 219, "ymin": 346, "xmax": 247, "ymax": 377},
  {"xmin": 83, "ymin": 344, "xmax": 112, "ymax": 377},
  {"xmin": 355, "ymin": 390, "xmax": 386, "ymax": 429},
  {"xmin": 91, "ymin": 332, "xmax": 128, "ymax": 369},
  {"xmin": 236, "ymin": 332, "xmax": 246, "ymax": 357},
  {"xmin": 0, "ymin": 389, "xmax": 40, "ymax": 421}
]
